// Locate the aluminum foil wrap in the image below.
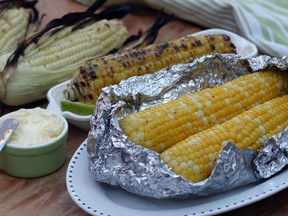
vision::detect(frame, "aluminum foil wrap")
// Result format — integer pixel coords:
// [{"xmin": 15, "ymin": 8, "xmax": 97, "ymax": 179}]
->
[{"xmin": 87, "ymin": 54, "xmax": 288, "ymax": 199}]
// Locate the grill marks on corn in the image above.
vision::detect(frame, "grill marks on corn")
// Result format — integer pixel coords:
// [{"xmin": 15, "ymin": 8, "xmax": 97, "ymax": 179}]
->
[
  {"xmin": 20, "ymin": 19, "xmax": 128, "ymax": 70},
  {"xmin": 119, "ymin": 71, "xmax": 288, "ymax": 153},
  {"xmin": 69, "ymin": 34, "xmax": 236, "ymax": 105},
  {"xmin": 161, "ymin": 94, "xmax": 288, "ymax": 183}
]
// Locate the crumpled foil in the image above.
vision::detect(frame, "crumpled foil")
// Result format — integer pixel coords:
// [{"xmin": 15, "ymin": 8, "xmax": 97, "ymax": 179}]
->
[{"xmin": 87, "ymin": 53, "xmax": 288, "ymax": 199}]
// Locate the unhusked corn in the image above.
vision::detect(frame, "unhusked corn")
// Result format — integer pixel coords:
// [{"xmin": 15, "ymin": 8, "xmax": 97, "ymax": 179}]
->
[
  {"xmin": 119, "ymin": 71, "xmax": 288, "ymax": 153},
  {"xmin": 64, "ymin": 34, "xmax": 236, "ymax": 105},
  {"xmin": 19, "ymin": 19, "xmax": 128, "ymax": 71},
  {"xmin": 0, "ymin": 19, "xmax": 128, "ymax": 106},
  {"xmin": 0, "ymin": 7, "xmax": 29, "ymax": 55},
  {"xmin": 161, "ymin": 94, "xmax": 288, "ymax": 183}
]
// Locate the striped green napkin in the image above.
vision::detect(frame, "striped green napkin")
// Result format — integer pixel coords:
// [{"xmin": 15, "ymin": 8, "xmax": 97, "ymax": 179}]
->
[{"xmin": 77, "ymin": 0, "xmax": 288, "ymax": 57}]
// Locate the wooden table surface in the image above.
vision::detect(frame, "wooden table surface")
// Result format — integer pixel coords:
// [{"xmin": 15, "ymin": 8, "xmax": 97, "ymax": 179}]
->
[{"xmin": 0, "ymin": 0, "xmax": 287, "ymax": 215}]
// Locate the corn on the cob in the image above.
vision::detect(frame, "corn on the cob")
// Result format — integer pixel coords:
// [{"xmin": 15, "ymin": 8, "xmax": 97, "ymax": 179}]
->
[
  {"xmin": 119, "ymin": 71, "xmax": 288, "ymax": 153},
  {"xmin": 0, "ymin": 0, "xmax": 40, "ymax": 56},
  {"xmin": 20, "ymin": 19, "xmax": 127, "ymax": 70},
  {"xmin": 64, "ymin": 34, "xmax": 236, "ymax": 105},
  {"xmin": 161, "ymin": 94, "xmax": 288, "ymax": 183},
  {"xmin": 0, "ymin": 7, "xmax": 28, "ymax": 55},
  {"xmin": 0, "ymin": 18, "xmax": 128, "ymax": 106}
]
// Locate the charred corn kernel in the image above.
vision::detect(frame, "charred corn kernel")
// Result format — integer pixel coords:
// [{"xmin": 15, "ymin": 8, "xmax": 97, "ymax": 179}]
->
[
  {"xmin": 64, "ymin": 34, "xmax": 236, "ymax": 105},
  {"xmin": 119, "ymin": 71, "xmax": 288, "ymax": 153},
  {"xmin": 161, "ymin": 94, "xmax": 288, "ymax": 183},
  {"xmin": 0, "ymin": 7, "xmax": 29, "ymax": 55},
  {"xmin": 0, "ymin": 19, "xmax": 128, "ymax": 106}
]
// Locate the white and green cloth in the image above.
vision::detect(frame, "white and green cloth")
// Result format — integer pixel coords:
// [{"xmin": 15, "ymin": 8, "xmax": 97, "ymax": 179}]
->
[{"xmin": 77, "ymin": 0, "xmax": 288, "ymax": 57}]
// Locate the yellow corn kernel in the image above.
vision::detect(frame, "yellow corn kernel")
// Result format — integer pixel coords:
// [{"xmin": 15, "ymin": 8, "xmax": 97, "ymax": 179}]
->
[
  {"xmin": 119, "ymin": 71, "xmax": 288, "ymax": 153},
  {"xmin": 65, "ymin": 34, "xmax": 236, "ymax": 104},
  {"xmin": 161, "ymin": 94, "xmax": 288, "ymax": 183}
]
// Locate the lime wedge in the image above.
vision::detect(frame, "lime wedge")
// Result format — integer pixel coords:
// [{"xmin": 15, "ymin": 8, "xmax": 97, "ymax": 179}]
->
[{"xmin": 60, "ymin": 100, "xmax": 94, "ymax": 116}]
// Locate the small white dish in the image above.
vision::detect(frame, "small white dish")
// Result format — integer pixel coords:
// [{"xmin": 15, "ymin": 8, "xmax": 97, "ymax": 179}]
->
[
  {"xmin": 191, "ymin": 28, "xmax": 258, "ymax": 58},
  {"xmin": 47, "ymin": 29, "xmax": 257, "ymax": 131},
  {"xmin": 47, "ymin": 80, "xmax": 91, "ymax": 131}
]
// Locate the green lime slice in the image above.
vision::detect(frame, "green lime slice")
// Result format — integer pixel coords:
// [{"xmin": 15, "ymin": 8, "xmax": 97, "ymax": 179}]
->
[{"xmin": 60, "ymin": 100, "xmax": 94, "ymax": 116}]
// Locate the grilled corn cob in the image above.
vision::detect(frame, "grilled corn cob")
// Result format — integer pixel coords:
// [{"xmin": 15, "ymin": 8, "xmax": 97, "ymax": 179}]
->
[
  {"xmin": 18, "ymin": 19, "xmax": 127, "ymax": 70},
  {"xmin": 161, "ymin": 94, "xmax": 288, "ymax": 183},
  {"xmin": 0, "ymin": 0, "xmax": 40, "ymax": 56},
  {"xmin": 119, "ymin": 71, "xmax": 288, "ymax": 153},
  {"xmin": 0, "ymin": 4, "xmax": 129, "ymax": 106},
  {"xmin": 64, "ymin": 34, "xmax": 236, "ymax": 105}
]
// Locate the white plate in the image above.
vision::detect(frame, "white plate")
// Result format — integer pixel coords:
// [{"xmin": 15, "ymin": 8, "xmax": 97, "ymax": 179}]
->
[
  {"xmin": 191, "ymin": 28, "xmax": 258, "ymax": 58},
  {"xmin": 66, "ymin": 140, "xmax": 288, "ymax": 216},
  {"xmin": 46, "ymin": 80, "xmax": 91, "ymax": 131}
]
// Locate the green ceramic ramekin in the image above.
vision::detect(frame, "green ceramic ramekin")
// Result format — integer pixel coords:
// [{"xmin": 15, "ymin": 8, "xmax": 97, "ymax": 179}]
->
[{"xmin": 0, "ymin": 109, "xmax": 68, "ymax": 178}]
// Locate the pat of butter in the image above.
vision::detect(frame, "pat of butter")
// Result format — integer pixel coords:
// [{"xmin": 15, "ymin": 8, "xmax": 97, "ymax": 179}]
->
[{"xmin": 9, "ymin": 107, "xmax": 64, "ymax": 146}]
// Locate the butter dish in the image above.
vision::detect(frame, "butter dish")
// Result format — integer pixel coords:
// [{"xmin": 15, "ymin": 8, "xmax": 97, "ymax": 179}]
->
[{"xmin": 0, "ymin": 108, "xmax": 68, "ymax": 178}]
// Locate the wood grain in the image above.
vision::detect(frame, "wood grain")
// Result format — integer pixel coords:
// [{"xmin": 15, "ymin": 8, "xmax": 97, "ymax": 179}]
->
[{"xmin": 0, "ymin": 0, "xmax": 287, "ymax": 216}]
